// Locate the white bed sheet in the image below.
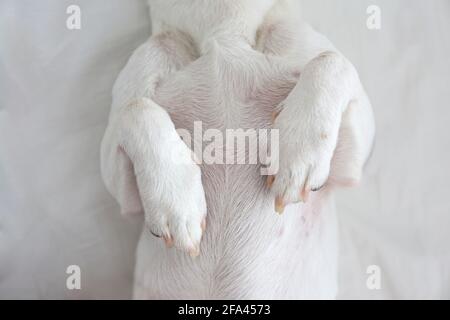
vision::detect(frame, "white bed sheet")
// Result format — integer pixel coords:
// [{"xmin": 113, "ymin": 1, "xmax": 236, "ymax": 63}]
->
[{"xmin": 1, "ymin": 0, "xmax": 449, "ymax": 299}]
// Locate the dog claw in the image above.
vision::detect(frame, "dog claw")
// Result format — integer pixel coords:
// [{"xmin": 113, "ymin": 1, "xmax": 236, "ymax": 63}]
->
[
  {"xmin": 271, "ymin": 110, "xmax": 281, "ymax": 122},
  {"xmin": 311, "ymin": 185, "xmax": 324, "ymax": 192},
  {"xmin": 266, "ymin": 175, "xmax": 275, "ymax": 188},
  {"xmin": 275, "ymin": 196, "xmax": 285, "ymax": 215},
  {"xmin": 201, "ymin": 218, "xmax": 206, "ymax": 232},
  {"xmin": 300, "ymin": 188, "xmax": 310, "ymax": 203},
  {"xmin": 189, "ymin": 246, "xmax": 200, "ymax": 258},
  {"xmin": 163, "ymin": 235, "xmax": 174, "ymax": 248}
]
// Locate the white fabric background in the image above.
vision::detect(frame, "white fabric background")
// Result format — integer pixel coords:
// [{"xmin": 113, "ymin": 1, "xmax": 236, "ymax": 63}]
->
[{"xmin": 0, "ymin": 0, "xmax": 449, "ymax": 299}]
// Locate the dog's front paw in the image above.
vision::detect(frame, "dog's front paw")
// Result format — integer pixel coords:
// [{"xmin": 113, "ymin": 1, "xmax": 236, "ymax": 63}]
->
[
  {"xmin": 141, "ymin": 155, "xmax": 207, "ymax": 257},
  {"xmin": 267, "ymin": 105, "xmax": 340, "ymax": 214},
  {"xmin": 101, "ymin": 98, "xmax": 207, "ymax": 256}
]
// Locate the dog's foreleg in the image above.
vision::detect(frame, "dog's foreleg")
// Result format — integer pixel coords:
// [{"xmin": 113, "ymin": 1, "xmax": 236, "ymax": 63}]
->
[
  {"xmin": 261, "ymin": 22, "xmax": 375, "ymax": 208},
  {"xmin": 101, "ymin": 31, "xmax": 206, "ymax": 254}
]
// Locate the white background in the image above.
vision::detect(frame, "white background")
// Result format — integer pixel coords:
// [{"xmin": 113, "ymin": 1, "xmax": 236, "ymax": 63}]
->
[{"xmin": 1, "ymin": 0, "xmax": 449, "ymax": 299}]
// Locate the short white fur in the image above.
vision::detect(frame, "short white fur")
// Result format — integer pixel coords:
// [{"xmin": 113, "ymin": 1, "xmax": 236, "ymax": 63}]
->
[{"xmin": 100, "ymin": 0, "xmax": 375, "ymax": 299}]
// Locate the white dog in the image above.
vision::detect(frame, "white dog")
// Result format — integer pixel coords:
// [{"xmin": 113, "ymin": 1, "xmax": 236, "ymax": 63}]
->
[{"xmin": 100, "ymin": 0, "xmax": 375, "ymax": 299}]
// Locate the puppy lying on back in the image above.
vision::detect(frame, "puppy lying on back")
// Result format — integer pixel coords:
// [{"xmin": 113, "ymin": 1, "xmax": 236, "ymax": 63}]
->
[{"xmin": 101, "ymin": 0, "xmax": 375, "ymax": 299}]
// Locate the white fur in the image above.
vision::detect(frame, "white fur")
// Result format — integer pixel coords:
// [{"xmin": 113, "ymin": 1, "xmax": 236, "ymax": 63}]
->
[{"xmin": 100, "ymin": 0, "xmax": 375, "ymax": 299}]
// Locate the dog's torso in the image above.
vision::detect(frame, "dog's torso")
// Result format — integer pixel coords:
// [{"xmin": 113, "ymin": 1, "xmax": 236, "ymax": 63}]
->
[{"xmin": 132, "ymin": 38, "xmax": 339, "ymax": 299}]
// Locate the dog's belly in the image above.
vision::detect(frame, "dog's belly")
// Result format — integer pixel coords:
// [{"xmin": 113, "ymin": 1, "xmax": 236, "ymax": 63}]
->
[{"xmin": 134, "ymin": 52, "xmax": 338, "ymax": 299}]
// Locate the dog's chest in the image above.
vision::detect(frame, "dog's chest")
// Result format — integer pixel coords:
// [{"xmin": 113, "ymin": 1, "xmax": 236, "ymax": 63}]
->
[
  {"xmin": 153, "ymin": 47, "xmax": 300, "ymax": 218},
  {"xmin": 154, "ymin": 49, "xmax": 299, "ymax": 132},
  {"xmin": 139, "ymin": 48, "xmax": 340, "ymax": 299}
]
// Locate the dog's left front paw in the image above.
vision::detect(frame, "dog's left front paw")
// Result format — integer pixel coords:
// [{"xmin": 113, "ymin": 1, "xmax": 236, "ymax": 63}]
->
[{"xmin": 267, "ymin": 104, "xmax": 340, "ymax": 214}]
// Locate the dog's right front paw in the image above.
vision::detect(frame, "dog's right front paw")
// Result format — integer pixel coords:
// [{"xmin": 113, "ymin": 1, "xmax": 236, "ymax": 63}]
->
[
  {"xmin": 101, "ymin": 98, "xmax": 207, "ymax": 256},
  {"xmin": 140, "ymin": 157, "xmax": 207, "ymax": 257}
]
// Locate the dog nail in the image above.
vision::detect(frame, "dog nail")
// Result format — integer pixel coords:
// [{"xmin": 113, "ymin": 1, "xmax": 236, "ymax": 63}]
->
[
  {"xmin": 271, "ymin": 110, "xmax": 281, "ymax": 122},
  {"xmin": 150, "ymin": 230, "xmax": 161, "ymax": 238},
  {"xmin": 266, "ymin": 175, "xmax": 275, "ymax": 188},
  {"xmin": 163, "ymin": 235, "xmax": 174, "ymax": 248},
  {"xmin": 275, "ymin": 196, "xmax": 285, "ymax": 214},
  {"xmin": 300, "ymin": 188, "xmax": 310, "ymax": 203},
  {"xmin": 189, "ymin": 247, "xmax": 200, "ymax": 258},
  {"xmin": 201, "ymin": 218, "xmax": 206, "ymax": 231}
]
